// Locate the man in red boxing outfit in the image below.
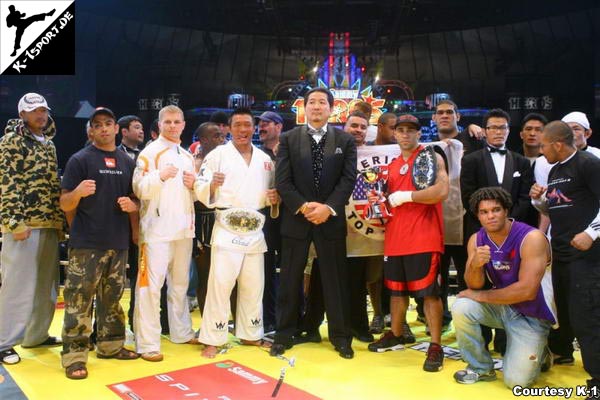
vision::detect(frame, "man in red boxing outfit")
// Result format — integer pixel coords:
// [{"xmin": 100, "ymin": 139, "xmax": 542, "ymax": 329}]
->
[{"xmin": 367, "ymin": 114, "xmax": 449, "ymax": 372}]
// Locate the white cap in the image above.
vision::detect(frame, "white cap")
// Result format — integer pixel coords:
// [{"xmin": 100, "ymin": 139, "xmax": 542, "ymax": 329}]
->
[
  {"xmin": 18, "ymin": 93, "xmax": 51, "ymax": 113},
  {"xmin": 561, "ymin": 111, "xmax": 590, "ymax": 130}
]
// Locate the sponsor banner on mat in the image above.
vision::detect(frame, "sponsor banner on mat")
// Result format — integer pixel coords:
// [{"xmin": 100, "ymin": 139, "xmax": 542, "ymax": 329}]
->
[{"xmin": 108, "ymin": 360, "xmax": 321, "ymax": 400}]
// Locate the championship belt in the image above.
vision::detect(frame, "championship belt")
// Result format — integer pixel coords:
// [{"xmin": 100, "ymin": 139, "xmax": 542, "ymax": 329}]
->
[
  {"xmin": 216, "ymin": 208, "xmax": 265, "ymax": 236},
  {"xmin": 412, "ymin": 145, "xmax": 437, "ymax": 190}
]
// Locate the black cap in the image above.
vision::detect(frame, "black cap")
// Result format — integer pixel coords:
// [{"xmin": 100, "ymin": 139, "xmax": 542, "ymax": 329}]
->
[
  {"xmin": 89, "ymin": 107, "xmax": 116, "ymax": 124},
  {"xmin": 394, "ymin": 114, "xmax": 421, "ymax": 129}
]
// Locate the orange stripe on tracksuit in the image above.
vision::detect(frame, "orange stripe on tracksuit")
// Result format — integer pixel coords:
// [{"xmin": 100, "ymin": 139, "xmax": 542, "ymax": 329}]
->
[
  {"xmin": 137, "ymin": 243, "xmax": 149, "ymax": 288},
  {"xmin": 154, "ymin": 148, "xmax": 169, "ymax": 169}
]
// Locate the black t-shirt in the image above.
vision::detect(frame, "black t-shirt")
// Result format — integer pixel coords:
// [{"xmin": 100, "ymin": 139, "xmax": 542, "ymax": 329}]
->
[
  {"xmin": 61, "ymin": 145, "xmax": 135, "ymax": 250},
  {"xmin": 548, "ymin": 150, "xmax": 600, "ymax": 262},
  {"xmin": 455, "ymin": 130, "xmax": 484, "ymax": 156}
]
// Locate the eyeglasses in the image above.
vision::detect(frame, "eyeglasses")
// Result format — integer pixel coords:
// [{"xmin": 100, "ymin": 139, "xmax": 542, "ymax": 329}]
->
[
  {"xmin": 435, "ymin": 109, "xmax": 455, "ymax": 115},
  {"xmin": 486, "ymin": 125, "xmax": 509, "ymax": 132}
]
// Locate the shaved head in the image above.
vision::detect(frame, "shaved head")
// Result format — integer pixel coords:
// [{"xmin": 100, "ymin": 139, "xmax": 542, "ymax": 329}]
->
[{"xmin": 543, "ymin": 120, "xmax": 574, "ymax": 147}]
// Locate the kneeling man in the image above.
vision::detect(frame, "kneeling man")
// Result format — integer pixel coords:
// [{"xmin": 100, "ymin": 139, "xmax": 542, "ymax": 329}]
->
[{"xmin": 452, "ymin": 187, "xmax": 555, "ymax": 387}]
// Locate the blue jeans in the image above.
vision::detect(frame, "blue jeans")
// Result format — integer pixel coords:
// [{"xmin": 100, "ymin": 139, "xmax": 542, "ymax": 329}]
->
[{"xmin": 452, "ymin": 298, "xmax": 551, "ymax": 388}]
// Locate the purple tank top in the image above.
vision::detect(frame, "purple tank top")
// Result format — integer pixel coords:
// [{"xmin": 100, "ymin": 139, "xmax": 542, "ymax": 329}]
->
[{"xmin": 476, "ymin": 220, "xmax": 556, "ymax": 323}]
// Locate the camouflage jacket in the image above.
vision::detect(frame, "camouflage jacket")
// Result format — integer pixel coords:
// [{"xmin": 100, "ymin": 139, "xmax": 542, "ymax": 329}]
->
[{"xmin": 0, "ymin": 118, "xmax": 65, "ymax": 234}]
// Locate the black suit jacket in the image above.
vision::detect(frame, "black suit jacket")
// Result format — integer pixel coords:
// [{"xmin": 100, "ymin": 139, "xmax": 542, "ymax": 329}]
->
[
  {"xmin": 275, "ymin": 125, "xmax": 357, "ymax": 240},
  {"xmin": 460, "ymin": 147, "xmax": 535, "ymax": 238}
]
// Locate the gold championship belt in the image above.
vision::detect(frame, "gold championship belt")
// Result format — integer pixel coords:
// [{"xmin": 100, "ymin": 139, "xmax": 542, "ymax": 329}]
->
[
  {"xmin": 216, "ymin": 208, "xmax": 265, "ymax": 235},
  {"xmin": 412, "ymin": 145, "xmax": 438, "ymax": 190}
]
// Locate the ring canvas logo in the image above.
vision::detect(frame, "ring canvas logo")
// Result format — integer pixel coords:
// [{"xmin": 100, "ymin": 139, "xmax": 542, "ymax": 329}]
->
[{"xmin": 0, "ymin": 0, "xmax": 74, "ymax": 75}]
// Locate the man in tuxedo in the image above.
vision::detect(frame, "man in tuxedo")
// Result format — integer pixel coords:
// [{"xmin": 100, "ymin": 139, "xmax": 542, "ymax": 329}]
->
[
  {"xmin": 461, "ymin": 108, "xmax": 535, "ymax": 239},
  {"xmin": 271, "ymin": 88, "xmax": 357, "ymax": 359}
]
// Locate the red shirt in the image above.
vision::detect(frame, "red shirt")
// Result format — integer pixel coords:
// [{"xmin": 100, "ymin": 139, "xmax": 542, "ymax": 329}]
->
[{"xmin": 384, "ymin": 146, "xmax": 444, "ymax": 256}]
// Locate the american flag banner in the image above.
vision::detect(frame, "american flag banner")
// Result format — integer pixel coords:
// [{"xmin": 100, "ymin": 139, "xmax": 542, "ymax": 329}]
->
[
  {"xmin": 352, "ymin": 173, "xmax": 370, "ymax": 201},
  {"xmin": 346, "ymin": 140, "xmax": 463, "ymax": 257}
]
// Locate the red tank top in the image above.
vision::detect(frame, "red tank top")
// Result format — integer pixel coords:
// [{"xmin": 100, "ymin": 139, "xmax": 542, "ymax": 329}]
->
[{"xmin": 384, "ymin": 146, "xmax": 444, "ymax": 256}]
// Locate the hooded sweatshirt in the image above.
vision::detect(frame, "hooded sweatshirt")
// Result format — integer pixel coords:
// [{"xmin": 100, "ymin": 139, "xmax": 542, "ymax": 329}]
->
[{"xmin": 0, "ymin": 118, "xmax": 64, "ymax": 234}]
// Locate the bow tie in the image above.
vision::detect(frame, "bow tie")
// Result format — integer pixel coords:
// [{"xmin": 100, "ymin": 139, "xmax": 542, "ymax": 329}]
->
[
  {"xmin": 308, "ymin": 128, "xmax": 325, "ymax": 136},
  {"xmin": 488, "ymin": 146, "xmax": 507, "ymax": 155}
]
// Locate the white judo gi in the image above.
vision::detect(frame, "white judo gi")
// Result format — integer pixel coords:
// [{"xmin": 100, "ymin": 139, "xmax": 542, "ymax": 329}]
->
[
  {"xmin": 194, "ymin": 141, "xmax": 274, "ymax": 346},
  {"xmin": 133, "ymin": 136, "xmax": 196, "ymax": 353}
]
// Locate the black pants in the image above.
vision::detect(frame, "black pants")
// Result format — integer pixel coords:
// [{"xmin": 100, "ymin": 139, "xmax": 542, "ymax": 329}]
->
[
  {"xmin": 263, "ymin": 214, "xmax": 281, "ymax": 331},
  {"xmin": 263, "ymin": 248, "xmax": 279, "ymax": 330},
  {"xmin": 275, "ymin": 234, "xmax": 351, "ymax": 347},
  {"xmin": 301, "ymin": 257, "xmax": 370, "ymax": 335},
  {"xmin": 415, "ymin": 245, "xmax": 464, "ymax": 325},
  {"xmin": 445, "ymin": 244, "xmax": 468, "ymax": 293},
  {"xmin": 548, "ymin": 260, "xmax": 574, "ymax": 358},
  {"xmin": 569, "ymin": 258, "xmax": 600, "ymax": 386},
  {"xmin": 194, "ymin": 246, "xmax": 211, "ymax": 317},
  {"xmin": 301, "ymin": 259, "xmax": 324, "ymax": 333}
]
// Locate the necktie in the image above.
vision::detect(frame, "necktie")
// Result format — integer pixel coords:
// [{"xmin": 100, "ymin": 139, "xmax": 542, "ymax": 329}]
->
[{"xmin": 488, "ymin": 146, "xmax": 507, "ymax": 155}]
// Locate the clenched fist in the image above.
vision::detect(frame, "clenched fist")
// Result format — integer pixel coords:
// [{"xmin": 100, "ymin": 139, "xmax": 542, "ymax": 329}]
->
[
  {"xmin": 529, "ymin": 183, "xmax": 546, "ymax": 200},
  {"xmin": 182, "ymin": 170, "xmax": 196, "ymax": 189},
  {"xmin": 76, "ymin": 179, "xmax": 96, "ymax": 198},
  {"xmin": 160, "ymin": 165, "xmax": 178, "ymax": 181},
  {"xmin": 117, "ymin": 196, "xmax": 137, "ymax": 213},
  {"xmin": 473, "ymin": 245, "xmax": 491, "ymax": 268},
  {"xmin": 210, "ymin": 172, "xmax": 225, "ymax": 191}
]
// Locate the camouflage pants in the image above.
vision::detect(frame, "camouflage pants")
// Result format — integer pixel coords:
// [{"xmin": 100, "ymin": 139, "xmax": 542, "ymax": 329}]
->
[{"xmin": 61, "ymin": 248, "xmax": 127, "ymax": 367}]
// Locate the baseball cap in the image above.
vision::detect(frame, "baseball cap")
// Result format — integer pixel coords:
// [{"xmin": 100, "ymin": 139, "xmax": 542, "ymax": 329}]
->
[
  {"xmin": 395, "ymin": 114, "xmax": 421, "ymax": 129},
  {"xmin": 561, "ymin": 111, "xmax": 590, "ymax": 130},
  {"xmin": 18, "ymin": 93, "xmax": 51, "ymax": 113},
  {"xmin": 89, "ymin": 107, "xmax": 116, "ymax": 124},
  {"xmin": 256, "ymin": 111, "xmax": 283, "ymax": 125}
]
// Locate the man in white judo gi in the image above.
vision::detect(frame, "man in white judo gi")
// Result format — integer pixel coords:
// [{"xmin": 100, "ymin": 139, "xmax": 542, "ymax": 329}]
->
[
  {"xmin": 133, "ymin": 105, "xmax": 198, "ymax": 362},
  {"xmin": 195, "ymin": 108, "xmax": 278, "ymax": 358}
]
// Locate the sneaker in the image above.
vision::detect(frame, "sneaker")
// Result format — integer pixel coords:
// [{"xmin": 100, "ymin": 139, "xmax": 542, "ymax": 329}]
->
[
  {"xmin": 553, "ymin": 355, "xmax": 575, "ymax": 365},
  {"xmin": 454, "ymin": 368, "xmax": 497, "ymax": 384},
  {"xmin": 423, "ymin": 342, "xmax": 444, "ymax": 372},
  {"xmin": 369, "ymin": 315, "xmax": 384, "ymax": 334},
  {"xmin": 401, "ymin": 322, "xmax": 416, "ymax": 344},
  {"xmin": 368, "ymin": 331, "xmax": 405, "ymax": 353}
]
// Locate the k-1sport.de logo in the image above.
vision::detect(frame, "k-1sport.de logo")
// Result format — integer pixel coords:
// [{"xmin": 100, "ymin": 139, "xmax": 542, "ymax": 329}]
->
[{"xmin": 0, "ymin": 1, "xmax": 74, "ymax": 75}]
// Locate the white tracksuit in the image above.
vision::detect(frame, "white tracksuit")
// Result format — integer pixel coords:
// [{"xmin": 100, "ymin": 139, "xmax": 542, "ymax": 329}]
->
[
  {"xmin": 194, "ymin": 142, "xmax": 273, "ymax": 346},
  {"xmin": 133, "ymin": 136, "xmax": 196, "ymax": 353}
]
